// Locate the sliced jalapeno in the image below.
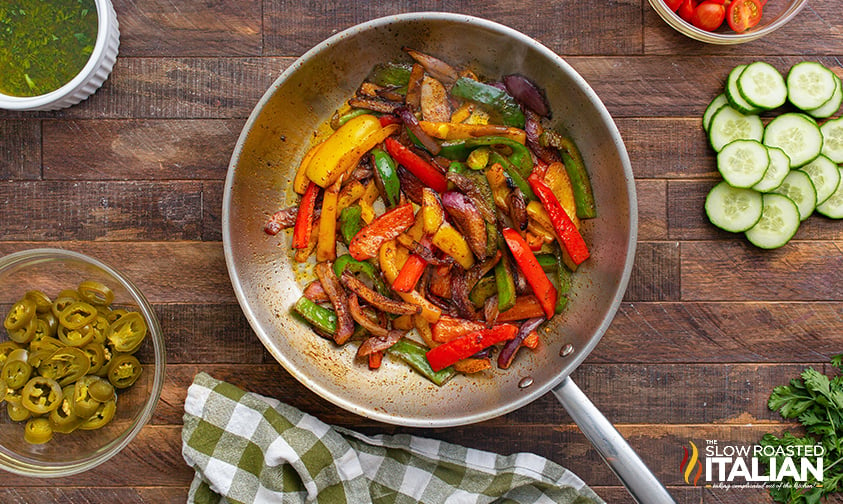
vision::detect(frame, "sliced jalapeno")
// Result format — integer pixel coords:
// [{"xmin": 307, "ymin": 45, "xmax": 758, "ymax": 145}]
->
[
  {"xmin": 7, "ymin": 396, "xmax": 31, "ymax": 422},
  {"xmin": 77, "ymin": 280, "xmax": 115, "ymax": 306},
  {"xmin": 107, "ymin": 353, "xmax": 143, "ymax": 389},
  {"xmin": 107, "ymin": 308, "xmax": 129, "ymax": 324},
  {"xmin": 26, "ymin": 349, "xmax": 53, "ymax": 369},
  {"xmin": 58, "ymin": 301, "xmax": 98, "ymax": 330},
  {"xmin": 4, "ymin": 298, "xmax": 36, "ymax": 332},
  {"xmin": 21, "ymin": 376, "xmax": 63, "ymax": 414},
  {"xmin": 8, "ymin": 316, "xmax": 37, "ymax": 344},
  {"xmin": 38, "ymin": 312, "xmax": 59, "ymax": 338},
  {"xmin": 24, "ymin": 417, "xmax": 53, "ymax": 444},
  {"xmin": 81, "ymin": 342, "xmax": 106, "ymax": 375},
  {"xmin": 89, "ymin": 315, "xmax": 110, "ymax": 345},
  {"xmin": 57, "ymin": 323, "xmax": 95, "ymax": 347},
  {"xmin": 29, "ymin": 336, "xmax": 63, "ymax": 354},
  {"xmin": 79, "ymin": 399, "xmax": 116, "ymax": 430},
  {"xmin": 0, "ymin": 341, "xmax": 23, "ymax": 367},
  {"xmin": 38, "ymin": 347, "xmax": 90, "ymax": 387},
  {"xmin": 25, "ymin": 290, "xmax": 53, "ymax": 313},
  {"xmin": 2, "ymin": 350, "xmax": 32, "ymax": 389},
  {"xmin": 49, "ymin": 385, "xmax": 84, "ymax": 434},
  {"xmin": 51, "ymin": 295, "xmax": 78, "ymax": 319},
  {"xmin": 106, "ymin": 312, "xmax": 147, "ymax": 354},
  {"xmin": 72, "ymin": 376, "xmax": 103, "ymax": 418},
  {"xmin": 32, "ymin": 317, "xmax": 54, "ymax": 342}
]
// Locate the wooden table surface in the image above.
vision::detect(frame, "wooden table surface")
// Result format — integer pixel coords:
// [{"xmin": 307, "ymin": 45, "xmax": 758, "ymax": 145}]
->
[{"xmin": 2, "ymin": 1, "xmax": 842, "ymax": 502}]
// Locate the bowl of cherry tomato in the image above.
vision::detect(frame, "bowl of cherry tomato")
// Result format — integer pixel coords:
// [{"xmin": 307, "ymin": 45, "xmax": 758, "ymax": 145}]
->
[
  {"xmin": 0, "ymin": 248, "xmax": 165, "ymax": 477},
  {"xmin": 649, "ymin": 0, "xmax": 807, "ymax": 44}
]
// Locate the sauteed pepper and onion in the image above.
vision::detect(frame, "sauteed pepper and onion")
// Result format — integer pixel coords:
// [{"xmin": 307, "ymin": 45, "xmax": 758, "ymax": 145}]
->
[{"xmin": 265, "ymin": 48, "xmax": 595, "ymax": 385}]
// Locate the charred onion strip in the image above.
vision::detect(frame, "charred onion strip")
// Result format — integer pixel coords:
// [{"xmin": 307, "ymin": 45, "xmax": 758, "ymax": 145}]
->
[
  {"xmin": 348, "ymin": 96, "xmax": 403, "ymax": 114},
  {"xmin": 264, "ymin": 206, "xmax": 298, "ymax": 235},
  {"xmin": 498, "ymin": 317, "xmax": 545, "ymax": 369},
  {"xmin": 404, "ymin": 47, "xmax": 459, "ymax": 85},
  {"xmin": 302, "ymin": 280, "xmax": 329, "ymax": 303},
  {"xmin": 357, "ymin": 329, "xmax": 405, "ymax": 357},
  {"xmin": 397, "ymin": 105, "xmax": 442, "ymax": 155},
  {"xmin": 348, "ymin": 294, "xmax": 389, "ymax": 337},
  {"xmin": 340, "ymin": 271, "xmax": 421, "ymax": 315},
  {"xmin": 314, "ymin": 261, "xmax": 355, "ymax": 344}
]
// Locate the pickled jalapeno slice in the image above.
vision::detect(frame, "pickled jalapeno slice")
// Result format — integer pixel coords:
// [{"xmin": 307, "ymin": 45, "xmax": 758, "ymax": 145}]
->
[
  {"xmin": 4, "ymin": 298, "xmax": 36, "ymax": 332},
  {"xmin": 107, "ymin": 354, "xmax": 142, "ymax": 389},
  {"xmin": 77, "ymin": 280, "xmax": 115, "ymax": 306},
  {"xmin": 58, "ymin": 301, "xmax": 98, "ymax": 330},
  {"xmin": 106, "ymin": 312, "xmax": 147, "ymax": 354},
  {"xmin": 21, "ymin": 376, "xmax": 62, "ymax": 414}
]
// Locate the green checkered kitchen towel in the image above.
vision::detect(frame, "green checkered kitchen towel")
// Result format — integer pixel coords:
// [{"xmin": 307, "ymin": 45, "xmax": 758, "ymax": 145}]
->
[{"xmin": 182, "ymin": 372, "xmax": 604, "ymax": 504}]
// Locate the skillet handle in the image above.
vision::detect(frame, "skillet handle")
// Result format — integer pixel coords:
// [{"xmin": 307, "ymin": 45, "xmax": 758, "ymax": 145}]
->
[{"xmin": 552, "ymin": 377, "xmax": 676, "ymax": 504}]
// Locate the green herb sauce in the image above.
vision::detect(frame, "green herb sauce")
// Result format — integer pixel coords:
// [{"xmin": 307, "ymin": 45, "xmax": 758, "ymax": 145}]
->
[{"xmin": 0, "ymin": 0, "xmax": 98, "ymax": 97}]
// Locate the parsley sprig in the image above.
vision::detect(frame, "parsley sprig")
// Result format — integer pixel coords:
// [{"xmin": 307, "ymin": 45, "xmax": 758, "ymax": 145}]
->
[{"xmin": 761, "ymin": 355, "xmax": 843, "ymax": 503}]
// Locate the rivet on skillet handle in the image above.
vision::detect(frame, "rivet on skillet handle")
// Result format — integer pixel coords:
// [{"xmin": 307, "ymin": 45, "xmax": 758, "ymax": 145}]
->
[{"xmin": 552, "ymin": 377, "xmax": 676, "ymax": 504}]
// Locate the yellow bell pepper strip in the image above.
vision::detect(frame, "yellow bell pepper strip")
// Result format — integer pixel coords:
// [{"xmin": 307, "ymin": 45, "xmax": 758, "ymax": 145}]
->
[
  {"xmin": 384, "ymin": 137, "xmax": 448, "ymax": 193},
  {"xmin": 422, "ymin": 188, "xmax": 445, "ymax": 235},
  {"xmin": 359, "ymin": 180, "xmax": 380, "ymax": 224},
  {"xmin": 543, "ymin": 161, "xmax": 581, "ymax": 229},
  {"xmin": 449, "ymin": 101, "xmax": 474, "ymax": 123},
  {"xmin": 292, "ymin": 182, "xmax": 319, "ymax": 250},
  {"xmin": 528, "ymin": 173, "xmax": 590, "ymax": 266},
  {"xmin": 337, "ymin": 179, "xmax": 366, "ymax": 212},
  {"xmin": 539, "ymin": 130, "xmax": 596, "ymax": 219},
  {"xmin": 431, "ymin": 222, "xmax": 475, "ymax": 270},
  {"xmin": 335, "ymin": 123, "xmax": 401, "ymax": 181},
  {"xmin": 425, "ymin": 324, "xmax": 518, "ymax": 372},
  {"xmin": 349, "ymin": 203, "xmax": 415, "ymax": 261},
  {"xmin": 293, "ymin": 142, "xmax": 323, "ymax": 194},
  {"xmin": 413, "ymin": 314, "xmax": 438, "ymax": 349},
  {"xmin": 379, "ymin": 240, "xmax": 441, "ymax": 323},
  {"xmin": 485, "ymin": 162, "xmax": 511, "ymax": 209},
  {"xmin": 305, "ymin": 114, "xmax": 381, "ymax": 188},
  {"xmin": 316, "ymin": 176, "xmax": 342, "ymax": 262},
  {"xmin": 502, "ymin": 227, "xmax": 557, "ymax": 319},
  {"xmin": 418, "ymin": 121, "xmax": 527, "ymax": 144}
]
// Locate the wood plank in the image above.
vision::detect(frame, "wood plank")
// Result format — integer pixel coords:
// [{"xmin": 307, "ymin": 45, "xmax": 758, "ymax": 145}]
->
[
  {"xmin": 114, "ymin": 0, "xmax": 262, "ymax": 57},
  {"xmin": 645, "ymin": 1, "xmax": 843, "ymax": 55},
  {"xmin": 626, "ymin": 242, "xmax": 681, "ymax": 302},
  {"xmin": 0, "ymin": 487, "xmax": 187, "ymax": 502},
  {"xmin": 0, "ymin": 120, "xmax": 41, "ymax": 180},
  {"xmin": 636, "ymin": 179, "xmax": 669, "ymax": 241},
  {"xmin": 669, "ymin": 180, "xmax": 843, "ymax": 241},
  {"xmin": 617, "ymin": 117, "xmax": 714, "ymax": 179},
  {"xmin": 42, "ymin": 119, "xmax": 244, "ymax": 180},
  {"xmin": 261, "ymin": 1, "xmax": 643, "ymax": 58},
  {"xmin": 153, "ymin": 362, "xmax": 815, "ymax": 427},
  {"xmin": 681, "ymin": 241, "xmax": 843, "ymax": 301},
  {"xmin": 598, "ymin": 301, "xmax": 843, "ymax": 363},
  {"xmin": 0, "ymin": 181, "xmax": 204, "ymax": 241},
  {"xmin": 0, "ymin": 242, "xmax": 232, "ymax": 303}
]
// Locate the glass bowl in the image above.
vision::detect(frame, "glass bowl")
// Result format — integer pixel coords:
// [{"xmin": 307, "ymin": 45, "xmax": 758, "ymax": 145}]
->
[
  {"xmin": 0, "ymin": 248, "xmax": 165, "ymax": 477},
  {"xmin": 0, "ymin": 0, "xmax": 120, "ymax": 111},
  {"xmin": 649, "ymin": 0, "xmax": 808, "ymax": 44}
]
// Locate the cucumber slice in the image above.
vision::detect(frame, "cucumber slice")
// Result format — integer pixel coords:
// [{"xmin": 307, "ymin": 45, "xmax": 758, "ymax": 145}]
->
[
  {"xmin": 799, "ymin": 155, "xmax": 841, "ymax": 205},
  {"xmin": 708, "ymin": 105, "xmax": 764, "ymax": 152},
  {"xmin": 806, "ymin": 74, "xmax": 842, "ymax": 119},
  {"xmin": 762, "ymin": 112, "xmax": 823, "ymax": 168},
  {"xmin": 726, "ymin": 65, "xmax": 761, "ymax": 115},
  {"xmin": 745, "ymin": 193, "xmax": 801, "ymax": 249},
  {"xmin": 703, "ymin": 93, "xmax": 729, "ymax": 133},
  {"xmin": 717, "ymin": 139, "xmax": 770, "ymax": 188},
  {"xmin": 705, "ymin": 181, "xmax": 763, "ymax": 233},
  {"xmin": 820, "ymin": 116, "xmax": 843, "ymax": 163},
  {"xmin": 816, "ymin": 166, "xmax": 843, "ymax": 219},
  {"xmin": 737, "ymin": 61, "xmax": 787, "ymax": 111},
  {"xmin": 752, "ymin": 146, "xmax": 790, "ymax": 192},
  {"xmin": 772, "ymin": 170, "xmax": 817, "ymax": 221},
  {"xmin": 787, "ymin": 62, "xmax": 838, "ymax": 111}
]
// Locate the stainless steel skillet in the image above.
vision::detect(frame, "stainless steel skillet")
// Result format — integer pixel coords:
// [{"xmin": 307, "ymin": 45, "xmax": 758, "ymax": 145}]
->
[{"xmin": 222, "ymin": 13, "xmax": 674, "ymax": 503}]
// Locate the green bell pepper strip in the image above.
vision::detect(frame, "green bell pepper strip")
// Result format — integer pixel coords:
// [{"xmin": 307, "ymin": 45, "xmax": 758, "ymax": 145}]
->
[
  {"xmin": 494, "ymin": 254, "xmax": 517, "ymax": 313},
  {"xmin": 339, "ymin": 206, "xmax": 363, "ymax": 245},
  {"xmin": 331, "ymin": 108, "xmax": 371, "ymax": 129},
  {"xmin": 450, "ymin": 77, "xmax": 526, "ymax": 129},
  {"xmin": 366, "ymin": 62, "xmax": 413, "ymax": 87},
  {"xmin": 468, "ymin": 276, "xmax": 497, "ymax": 309},
  {"xmin": 332, "ymin": 254, "xmax": 390, "ymax": 297},
  {"xmin": 439, "ymin": 136, "xmax": 533, "ymax": 179},
  {"xmin": 371, "ymin": 148, "xmax": 401, "ymax": 208},
  {"xmin": 387, "ymin": 339, "xmax": 455, "ymax": 386},
  {"xmin": 488, "ymin": 151, "xmax": 537, "ymax": 201},
  {"xmin": 293, "ymin": 297, "xmax": 337, "ymax": 335},
  {"xmin": 539, "ymin": 130, "xmax": 596, "ymax": 219}
]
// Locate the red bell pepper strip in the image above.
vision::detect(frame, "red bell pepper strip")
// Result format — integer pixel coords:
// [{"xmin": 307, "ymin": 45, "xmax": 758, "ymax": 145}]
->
[
  {"xmin": 292, "ymin": 182, "xmax": 319, "ymax": 249},
  {"xmin": 384, "ymin": 137, "xmax": 448, "ymax": 193},
  {"xmin": 527, "ymin": 173, "xmax": 590, "ymax": 266},
  {"xmin": 379, "ymin": 114, "xmax": 401, "ymax": 127},
  {"xmin": 348, "ymin": 202, "xmax": 415, "ymax": 261},
  {"xmin": 501, "ymin": 227, "xmax": 557, "ymax": 319},
  {"xmin": 392, "ymin": 251, "xmax": 427, "ymax": 293},
  {"xmin": 425, "ymin": 324, "xmax": 518, "ymax": 372}
]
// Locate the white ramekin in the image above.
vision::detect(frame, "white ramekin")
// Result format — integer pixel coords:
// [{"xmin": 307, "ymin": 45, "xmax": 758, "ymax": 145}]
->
[{"xmin": 0, "ymin": 0, "xmax": 120, "ymax": 111}]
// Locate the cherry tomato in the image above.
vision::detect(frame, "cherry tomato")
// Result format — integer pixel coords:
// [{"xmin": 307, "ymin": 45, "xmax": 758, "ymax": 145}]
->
[
  {"xmin": 727, "ymin": 0, "xmax": 763, "ymax": 33},
  {"xmin": 664, "ymin": 0, "xmax": 683, "ymax": 12},
  {"xmin": 692, "ymin": 1, "xmax": 726, "ymax": 31},
  {"xmin": 678, "ymin": 0, "xmax": 697, "ymax": 23}
]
